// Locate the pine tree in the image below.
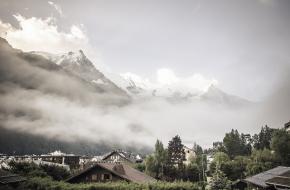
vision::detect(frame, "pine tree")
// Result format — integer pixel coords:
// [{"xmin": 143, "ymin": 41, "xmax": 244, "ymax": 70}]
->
[
  {"xmin": 210, "ymin": 162, "xmax": 230, "ymax": 190},
  {"xmin": 154, "ymin": 139, "xmax": 167, "ymax": 179},
  {"xmin": 166, "ymin": 135, "xmax": 186, "ymax": 180}
]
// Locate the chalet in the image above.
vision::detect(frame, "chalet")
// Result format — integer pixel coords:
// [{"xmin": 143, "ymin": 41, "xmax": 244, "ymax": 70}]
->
[
  {"xmin": 66, "ymin": 162, "xmax": 156, "ymax": 184},
  {"xmin": 183, "ymin": 146, "xmax": 196, "ymax": 165},
  {"xmin": 102, "ymin": 150, "xmax": 143, "ymax": 165},
  {"xmin": 0, "ymin": 169, "xmax": 26, "ymax": 188},
  {"xmin": 237, "ymin": 166, "xmax": 290, "ymax": 190}
]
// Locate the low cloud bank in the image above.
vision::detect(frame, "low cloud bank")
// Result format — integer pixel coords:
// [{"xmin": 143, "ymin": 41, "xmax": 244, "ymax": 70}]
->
[
  {"xmin": 0, "ymin": 38, "xmax": 289, "ymax": 148},
  {"xmin": 0, "ymin": 14, "xmax": 289, "ymax": 149}
]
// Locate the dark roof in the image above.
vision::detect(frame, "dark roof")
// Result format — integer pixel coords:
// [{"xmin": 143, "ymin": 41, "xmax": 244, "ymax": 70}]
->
[
  {"xmin": 0, "ymin": 170, "xmax": 26, "ymax": 185},
  {"xmin": 243, "ymin": 166, "xmax": 290, "ymax": 188},
  {"xmin": 67, "ymin": 162, "xmax": 156, "ymax": 184},
  {"xmin": 266, "ymin": 170, "xmax": 290, "ymax": 188}
]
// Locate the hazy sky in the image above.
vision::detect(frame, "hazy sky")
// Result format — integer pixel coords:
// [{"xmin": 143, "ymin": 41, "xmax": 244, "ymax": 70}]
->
[
  {"xmin": 0, "ymin": 0, "xmax": 290, "ymax": 101},
  {"xmin": 1, "ymin": 0, "xmax": 290, "ymax": 149}
]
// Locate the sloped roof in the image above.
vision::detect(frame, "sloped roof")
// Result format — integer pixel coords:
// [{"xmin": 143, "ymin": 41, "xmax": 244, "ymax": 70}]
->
[
  {"xmin": 243, "ymin": 166, "xmax": 290, "ymax": 188},
  {"xmin": 102, "ymin": 150, "xmax": 136, "ymax": 163},
  {"xmin": 266, "ymin": 170, "xmax": 290, "ymax": 188},
  {"xmin": 0, "ymin": 169, "xmax": 26, "ymax": 184},
  {"xmin": 67, "ymin": 162, "xmax": 156, "ymax": 184}
]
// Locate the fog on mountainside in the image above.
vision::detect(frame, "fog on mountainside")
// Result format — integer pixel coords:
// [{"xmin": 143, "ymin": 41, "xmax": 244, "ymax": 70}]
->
[{"xmin": 0, "ymin": 37, "xmax": 289, "ymax": 154}]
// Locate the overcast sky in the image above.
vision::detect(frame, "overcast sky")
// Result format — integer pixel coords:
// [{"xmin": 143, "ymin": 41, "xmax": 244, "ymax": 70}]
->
[{"xmin": 0, "ymin": 0, "xmax": 290, "ymax": 101}]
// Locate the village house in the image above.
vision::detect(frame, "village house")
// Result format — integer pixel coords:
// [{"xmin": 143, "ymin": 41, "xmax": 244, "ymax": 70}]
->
[
  {"xmin": 0, "ymin": 151, "xmax": 81, "ymax": 170},
  {"xmin": 101, "ymin": 150, "xmax": 143, "ymax": 165},
  {"xmin": 235, "ymin": 166, "xmax": 290, "ymax": 190},
  {"xmin": 66, "ymin": 162, "xmax": 155, "ymax": 184},
  {"xmin": 36, "ymin": 151, "xmax": 80, "ymax": 170},
  {"xmin": 183, "ymin": 146, "xmax": 196, "ymax": 165}
]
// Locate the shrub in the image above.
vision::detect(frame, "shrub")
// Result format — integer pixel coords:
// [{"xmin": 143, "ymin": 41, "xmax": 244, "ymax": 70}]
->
[
  {"xmin": 22, "ymin": 177, "xmax": 200, "ymax": 190},
  {"xmin": 40, "ymin": 164, "xmax": 70, "ymax": 181}
]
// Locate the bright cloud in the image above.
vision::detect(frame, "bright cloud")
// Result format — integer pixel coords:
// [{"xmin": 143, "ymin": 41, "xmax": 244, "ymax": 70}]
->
[
  {"xmin": 157, "ymin": 68, "xmax": 179, "ymax": 85},
  {"xmin": 157, "ymin": 68, "xmax": 218, "ymax": 92},
  {"xmin": 0, "ymin": 15, "xmax": 97, "ymax": 57},
  {"xmin": 122, "ymin": 68, "xmax": 218, "ymax": 96}
]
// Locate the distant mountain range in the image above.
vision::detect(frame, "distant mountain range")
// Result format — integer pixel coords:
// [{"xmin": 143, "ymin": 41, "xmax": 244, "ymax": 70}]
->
[
  {"xmin": 31, "ymin": 50, "xmax": 251, "ymax": 107},
  {"xmin": 0, "ymin": 37, "xmax": 252, "ymax": 155},
  {"xmin": 31, "ymin": 49, "xmax": 252, "ymax": 108}
]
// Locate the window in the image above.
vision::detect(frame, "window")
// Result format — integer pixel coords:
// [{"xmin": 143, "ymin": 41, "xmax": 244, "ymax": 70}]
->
[
  {"xmin": 92, "ymin": 174, "xmax": 97, "ymax": 181},
  {"xmin": 103, "ymin": 173, "xmax": 111, "ymax": 181}
]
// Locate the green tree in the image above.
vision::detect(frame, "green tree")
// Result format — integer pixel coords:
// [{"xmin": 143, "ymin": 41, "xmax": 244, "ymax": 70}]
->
[
  {"xmin": 209, "ymin": 152, "xmax": 230, "ymax": 176},
  {"xmin": 8, "ymin": 161, "xmax": 70, "ymax": 180},
  {"xmin": 209, "ymin": 165, "xmax": 230, "ymax": 190},
  {"xmin": 212, "ymin": 141, "xmax": 226, "ymax": 153},
  {"xmin": 193, "ymin": 142, "xmax": 203, "ymax": 155},
  {"xmin": 214, "ymin": 152, "xmax": 230, "ymax": 163},
  {"xmin": 253, "ymin": 125, "xmax": 275, "ymax": 150},
  {"xmin": 144, "ymin": 139, "xmax": 167, "ymax": 179},
  {"xmin": 154, "ymin": 139, "xmax": 167, "ymax": 179},
  {"xmin": 219, "ymin": 156, "xmax": 248, "ymax": 181},
  {"xmin": 184, "ymin": 163, "xmax": 200, "ymax": 182},
  {"xmin": 40, "ymin": 164, "xmax": 70, "ymax": 181},
  {"xmin": 165, "ymin": 135, "xmax": 186, "ymax": 180},
  {"xmin": 9, "ymin": 161, "xmax": 47, "ymax": 177},
  {"xmin": 223, "ymin": 129, "xmax": 251, "ymax": 158},
  {"xmin": 246, "ymin": 149, "xmax": 278, "ymax": 175},
  {"xmin": 271, "ymin": 129, "xmax": 290, "ymax": 165},
  {"xmin": 145, "ymin": 154, "xmax": 156, "ymax": 176}
]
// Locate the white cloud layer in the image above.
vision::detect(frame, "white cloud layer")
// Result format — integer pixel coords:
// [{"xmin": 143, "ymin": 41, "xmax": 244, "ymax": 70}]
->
[
  {"xmin": 0, "ymin": 15, "xmax": 99, "ymax": 60},
  {"xmin": 121, "ymin": 68, "xmax": 218, "ymax": 96},
  {"xmin": 0, "ymin": 13, "xmax": 288, "ymax": 150},
  {"xmin": 0, "ymin": 14, "xmax": 108, "ymax": 72}
]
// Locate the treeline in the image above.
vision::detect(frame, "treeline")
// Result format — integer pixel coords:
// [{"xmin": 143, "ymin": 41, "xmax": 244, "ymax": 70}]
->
[
  {"xmin": 138, "ymin": 135, "xmax": 207, "ymax": 184},
  {"xmin": 140, "ymin": 125, "xmax": 290, "ymax": 189},
  {"xmin": 208, "ymin": 126, "xmax": 290, "ymax": 180}
]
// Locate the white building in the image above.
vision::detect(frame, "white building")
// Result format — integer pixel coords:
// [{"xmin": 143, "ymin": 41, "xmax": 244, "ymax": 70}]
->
[{"xmin": 183, "ymin": 146, "xmax": 196, "ymax": 165}]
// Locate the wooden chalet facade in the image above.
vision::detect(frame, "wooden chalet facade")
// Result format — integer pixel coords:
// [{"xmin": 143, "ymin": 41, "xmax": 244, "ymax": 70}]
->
[{"xmin": 66, "ymin": 162, "xmax": 155, "ymax": 184}]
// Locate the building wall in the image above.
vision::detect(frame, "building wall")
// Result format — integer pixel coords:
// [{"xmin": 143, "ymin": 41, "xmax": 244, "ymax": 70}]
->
[
  {"xmin": 183, "ymin": 147, "xmax": 196, "ymax": 165},
  {"xmin": 40, "ymin": 156, "xmax": 80, "ymax": 169}
]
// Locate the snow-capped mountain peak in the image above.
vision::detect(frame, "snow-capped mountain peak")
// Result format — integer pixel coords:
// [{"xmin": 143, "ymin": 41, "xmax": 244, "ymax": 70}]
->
[
  {"xmin": 31, "ymin": 50, "xmax": 129, "ymax": 97},
  {"xmin": 57, "ymin": 50, "xmax": 90, "ymax": 66}
]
